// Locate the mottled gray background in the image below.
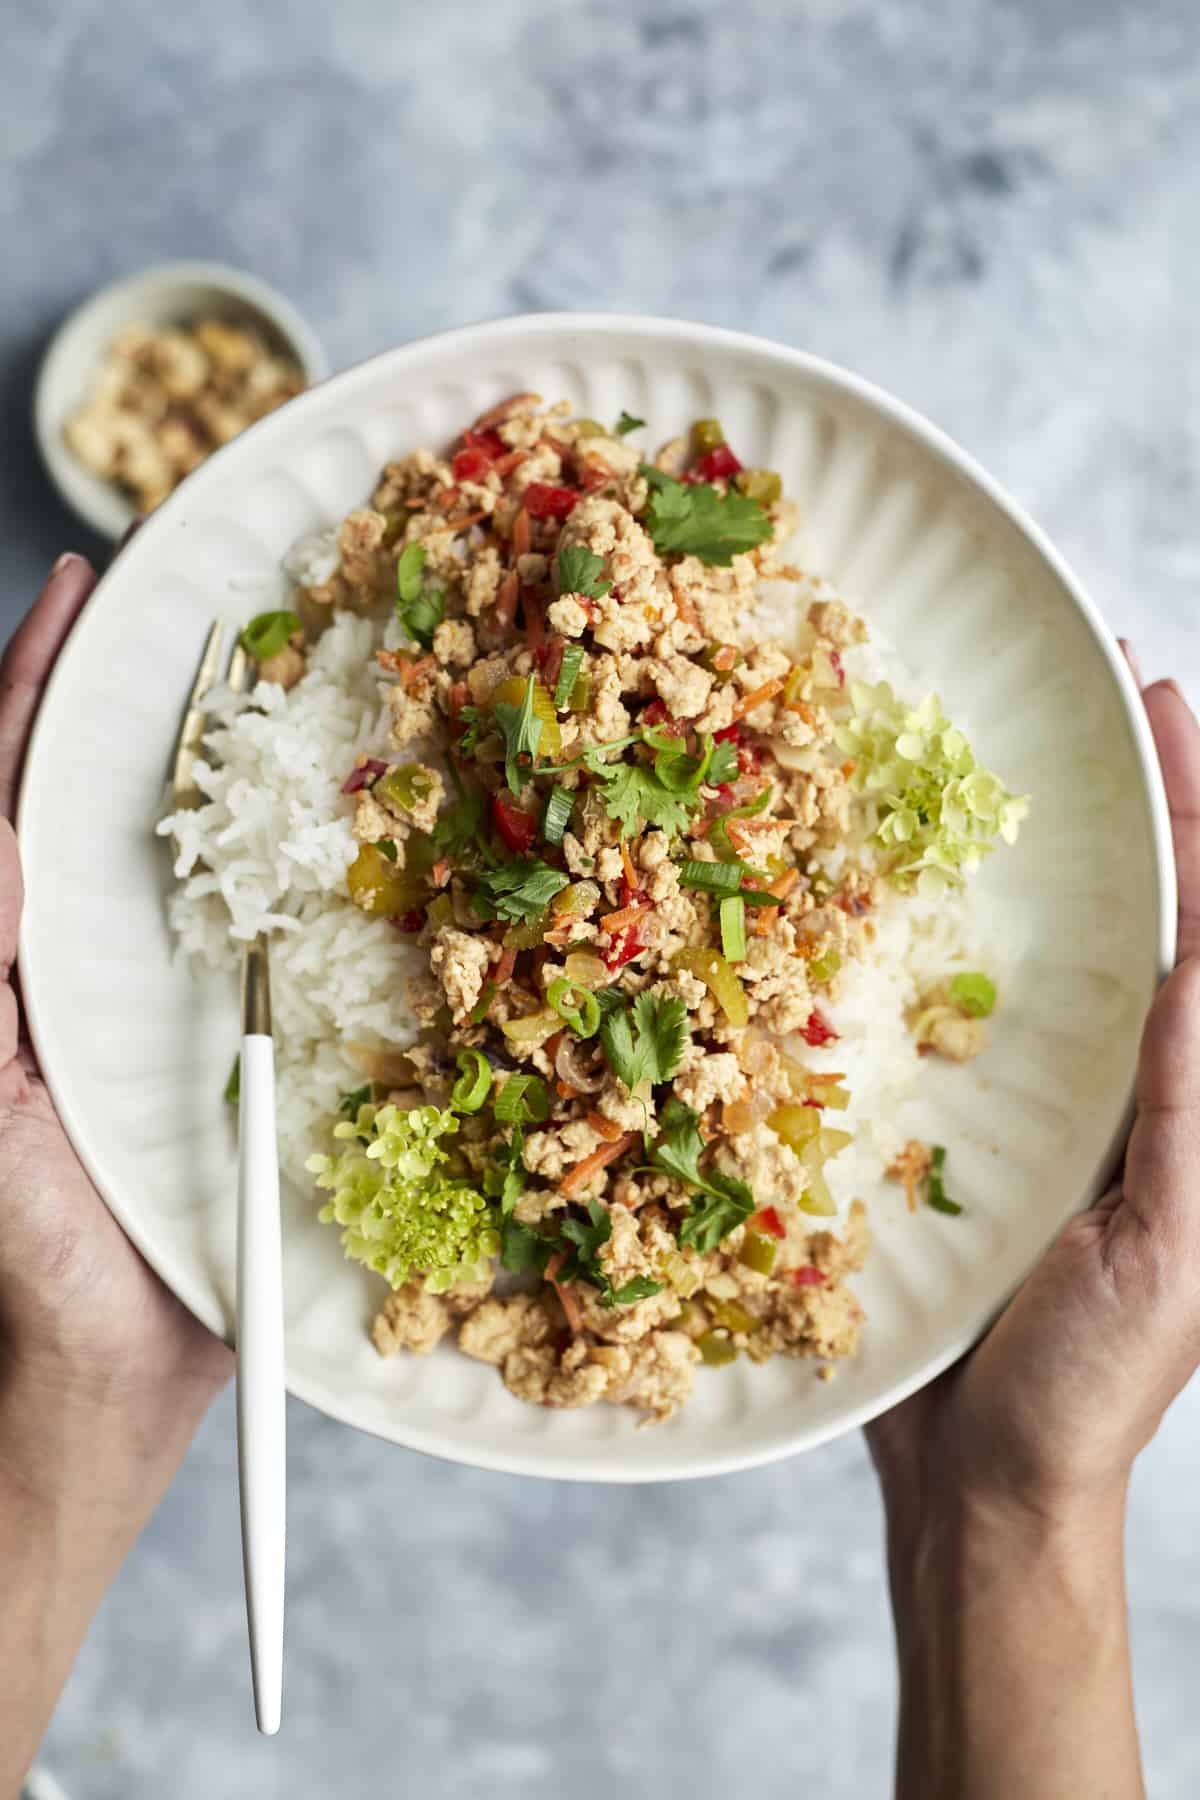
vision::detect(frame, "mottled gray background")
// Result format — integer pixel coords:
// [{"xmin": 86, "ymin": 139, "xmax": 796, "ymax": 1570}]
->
[{"xmin": 5, "ymin": 1, "xmax": 1199, "ymax": 1795}]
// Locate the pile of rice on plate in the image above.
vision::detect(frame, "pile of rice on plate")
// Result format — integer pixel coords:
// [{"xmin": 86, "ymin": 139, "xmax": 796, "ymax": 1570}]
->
[{"xmin": 160, "ymin": 394, "xmax": 1028, "ymax": 1423}]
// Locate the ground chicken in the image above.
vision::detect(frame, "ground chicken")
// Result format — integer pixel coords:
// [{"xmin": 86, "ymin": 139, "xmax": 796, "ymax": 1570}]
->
[
  {"xmin": 371, "ymin": 1283, "xmax": 453, "ymax": 1358},
  {"xmin": 431, "ymin": 618, "xmax": 476, "ymax": 669},
  {"xmin": 458, "ymin": 1293, "xmax": 554, "ymax": 1365},
  {"xmin": 606, "ymin": 1329, "xmax": 700, "ymax": 1420},
  {"xmin": 429, "ymin": 926, "xmax": 492, "ymax": 1023}
]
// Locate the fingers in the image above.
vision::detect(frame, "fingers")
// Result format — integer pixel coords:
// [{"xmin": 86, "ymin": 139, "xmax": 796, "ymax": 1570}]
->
[
  {"xmin": 1118, "ymin": 638, "xmax": 1143, "ymax": 689},
  {"xmin": 1143, "ymin": 681, "xmax": 1200, "ymax": 965},
  {"xmin": 1127, "ymin": 960, "xmax": 1200, "ymax": 1248},
  {"xmin": 0, "ymin": 555, "xmax": 98, "ymax": 822}
]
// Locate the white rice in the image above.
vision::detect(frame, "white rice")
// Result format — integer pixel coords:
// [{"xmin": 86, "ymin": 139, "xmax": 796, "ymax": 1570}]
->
[{"xmin": 160, "ymin": 544, "xmax": 991, "ymax": 1202}]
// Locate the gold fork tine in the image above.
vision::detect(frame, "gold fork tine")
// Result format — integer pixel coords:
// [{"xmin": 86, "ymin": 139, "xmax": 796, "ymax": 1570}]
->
[{"xmin": 170, "ymin": 620, "xmax": 227, "ymax": 807}]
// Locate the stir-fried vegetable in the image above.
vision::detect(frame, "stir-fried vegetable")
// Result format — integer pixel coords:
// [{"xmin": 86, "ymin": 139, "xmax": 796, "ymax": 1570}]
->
[
  {"xmin": 548, "ymin": 978, "xmax": 601, "ymax": 1039},
  {"xmin": 241, "ymin": 610, "xmax": 299, "ymax": 660},
  {"xmin": 450, "ymin": 1049, "xmax": 491, "ymax": 1113},
  {"xmin": 672, "ymin": 946, "xmax": 748, "ymax": 1028}
]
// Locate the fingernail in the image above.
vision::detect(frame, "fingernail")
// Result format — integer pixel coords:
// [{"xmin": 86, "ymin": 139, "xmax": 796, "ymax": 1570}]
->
[{"xmin": 50, "ymin": 552, "xmax": 83, "ymax": 577}]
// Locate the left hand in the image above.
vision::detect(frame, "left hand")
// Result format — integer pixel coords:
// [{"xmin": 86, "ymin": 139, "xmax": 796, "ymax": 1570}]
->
[{"xmin": 0, "ymin": 554, "xmax": 231, "ymax": 1508}]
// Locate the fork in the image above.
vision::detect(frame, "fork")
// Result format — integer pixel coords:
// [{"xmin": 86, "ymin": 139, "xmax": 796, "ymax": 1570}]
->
[{"xmin": 170, "ymin": 622, "xmax": 286, "ymax": 1735}]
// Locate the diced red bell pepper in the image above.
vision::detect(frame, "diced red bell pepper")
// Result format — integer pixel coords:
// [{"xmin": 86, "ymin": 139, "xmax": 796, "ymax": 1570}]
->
[
  {"xmin": 491, "ymin": 791, "xmax": 538, "ymax": 854},
  {"xmin": 830, "ymin": 649, "xmax": 846, "ymax": 689},
  {"xmin": 390, "ymin": 910, "xmax": 425, "ymax": 934},
  {"xmin": 452, "ymin": 446, "xmax": 491, "ymax": 483},
  {"xmin": 694, "ymin": 444, "xmax": 743, "ymax": 482},
  {"xmin": 712, "ymin": 782, "xmax": 735, "ymax": 806},
  {"xmin": 801, "ymin": 1008, "xmax": 840, "ymax": 1048},
  {"xmin": 340, "ymin": 758, "xmax": 389, "ymax": 794},
  {"xmin": 464, "ymin": 427, "xmax": 506, "ymax": 459},
  {"xmin": 603, "ymin": 928, "xmax": 643, "ymax": 971},
  {"xmin": 752, "ymin": 1206, "xmax": 787, "ymax": 1240},
  {"xmin": 641, "ymin": 698, "xmax": 686, "ymax": 735},
  {"xmin": 523, "ymin": 482, "xmax": 580, "ymax": 520},
  {"xmin": 787, "ymin": 1266, "xmax": 827, "ymax": 1288}
]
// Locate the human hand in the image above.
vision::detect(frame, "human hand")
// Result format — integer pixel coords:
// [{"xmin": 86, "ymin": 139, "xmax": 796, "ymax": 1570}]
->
[
  {"xmin": 0, "ymin": 555, "xmax": 231, "ymax": 1506},
  {"xmin": 866, "ymin": 666, "xmax": 1200, "ymax": 1534}
]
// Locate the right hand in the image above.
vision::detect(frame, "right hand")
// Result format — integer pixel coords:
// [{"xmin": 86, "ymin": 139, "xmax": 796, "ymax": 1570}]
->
[{"xmin": 867, "ymin": 673, "xmax": 1200, "ymax": 1530}]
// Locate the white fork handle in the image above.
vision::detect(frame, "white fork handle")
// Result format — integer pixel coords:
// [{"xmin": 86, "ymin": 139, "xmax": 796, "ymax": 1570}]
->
[{"xmin": 236, "ymin": 1032, "xmax": 286, "ymax": 1735}]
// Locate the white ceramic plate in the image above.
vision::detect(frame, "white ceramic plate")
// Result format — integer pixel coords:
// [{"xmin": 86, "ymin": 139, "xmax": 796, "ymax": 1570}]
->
[{"xmin": 17, "ymin": 314, "xmax": 1175, "ymax": 1482}]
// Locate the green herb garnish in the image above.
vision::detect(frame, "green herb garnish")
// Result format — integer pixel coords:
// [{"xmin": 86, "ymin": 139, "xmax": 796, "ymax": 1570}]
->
[
  {"xmin": 652, "ymin": 1098, "xmax": 756, "ymax": 1251},
  {"xmin": 475, "ymin": 856, "xmax": 570, "ymax": 924},
  {"xmin": 394, "ymin": 544, "xmax": 445, "ymax": 650},
  {"xmin": 640, "ymin": 466, "xmax": 773, "ymax": 566},
  {"xmin": 224, "ymin": 1054, "xmax": 241, "ymax": 1106},
  {"xmin": 241, "ymin": 611, "xmax": 299, "ymax": 661},
  {"xmin": 599, "ymin": 991, "xmax": 687, "ymax": 1092},
  {"xmin": 557, "ymin": 544, "xmax": 612, "ymax": 601},
  {"xmin": 493, "ymin": 675, "xmax": 544, "ymax": 795},
  {"xmin": 615, "ymin": 411, "xmax": 645, "ymax": 436},
  {"xmin": 927, "ymin": 1145, "xmax": 963, "ymax": 1216}
]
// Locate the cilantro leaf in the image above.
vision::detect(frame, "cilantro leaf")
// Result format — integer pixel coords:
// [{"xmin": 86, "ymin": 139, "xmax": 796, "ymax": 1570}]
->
[
  {"xmin": 338, "ymin": 1083, "xmax": 374, "ymax": 1118},
  {"xmin": 615, "ymin": 411, "xmax": 645, "ymax": 436},
  {"xmin": 600, "ymin": 991, "xmax": 688, "ymax": 1092},
  {"xmin": 485, "ymin": 1126, "xmax": 527, "ymax": 1217},
  {"xmin": 590, "ymin": 762, "xmax": 695, "ymax": 839},
  {"xmin": 677, "ymin": 1178, "xmax": 756, "ymax": 1253},
  {"xmin": 640, "ymin": 466, "xmax": 772, "ymax": 567},
  {"xmin": 500, "ymin": 1217, "xmax": 548, "ymax": 1274},
  {"xmin": 652, "ymin": 1098, "xmax": 756, "ymax": 1251},
  {"xmin": 557, "ymin": 544, "xmax": 612, "ymax": 601},
  {"xmin": 707, "ymin": 737, "xmax": 740, "ymax": 787},
  {"xmin": 394, "ymin": 543, "xmax": 446, "ymax": 649},
  {"xmin": 493, "ymin": 675, "xmax": 543, "ymax": 795},
  {"xmin": 475, "ymin": 856, "xmax": 569, "ymax": 924},
  {"xmin": 551, "ymin": 1199, "xmax": 664, "ymax": 1309},
  {"xmin": 432, "ymin": 787, "xmax": 486, "ymax": 862},
  {"xmin": 608, "ymin": 1274, "xmax": 664, "ymax": 1305},
  {"xmin": 456, "ymin": 705, "xmax": 483, "ymax": 757}
]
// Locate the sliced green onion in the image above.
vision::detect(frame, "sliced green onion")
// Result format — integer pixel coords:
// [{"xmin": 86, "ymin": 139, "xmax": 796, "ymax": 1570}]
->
[
  {"xmin": 554, "ymin": 645, "xmax": 585, "ymax": 711},
  {"xmin": 678, "ymin": 859, "xmax": 744, "ymax": 894},
  {"xmin": 950, "ymin": 971, "xmax": 997, "ymax": 1019},
  {"xmin": 568, "ymin": 673, "xmax": 591, "ymax": 713},
  {"xmin": 494, "ymin": 1072, "xmax": 551, "ymax": 1125},
  {"xmin": 240, "ymin": 610, "xmax": 299, "ymax": 660},
  {"xmin": 710, "ymin": 786, "xmax": 772, "ymax": 861},
  {"xmin": 224, "ymin": 1054, "xmax": 240, "ymax": 1106},
  {"xmin": 542, "ymin": 785, "xmax": 574, "ymax": 846},
  {"xmin": 720, "ymin": 894, "xmax": 747, "ymax": 963},
  {"xmin": 373, "ymin": 838, "xmax": 398, "ymax": 863},
  {"xmin": 547, "ymin": 978, "xmax": 600, "ymax": 1039},
  {"xmin": 740, "ymin": 888, "xmax": 785, "ymax": 907},
  {"xmin": 927, "ymin": 1145, "xmax": 963, "ymax": 1216},
  {"xmin": 451, "ymin": 1049, "xmax": 491, "ymax": 1113},
  {"xmin": 468, "ymin": 981, "xmax": 496, "ymax": 1024}
]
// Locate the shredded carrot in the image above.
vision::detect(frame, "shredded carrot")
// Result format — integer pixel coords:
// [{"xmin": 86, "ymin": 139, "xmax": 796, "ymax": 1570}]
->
[
  {"xmin": 523, "ymin": 589, "xmax": 545, "ymax": 653},
  {"xmin": 471, "ymin": 391, "xmax": 540, "ymax": 432},
  {"xmin": 710, "ymin": 643, "xmax": 739, "ymax": 673},
  {"xmin": 544, "ymin": 1254, "xmax": 584, "ymax": 1334},
  {"xmin": 556, "ymin": 1079, "xmax": 583, "ymax": 1101},
  {"xmin": 542, "ymin": 432, "xmax": 575, "ymax": 459},
  {"xmin": 559, "ymin": 1132, "xmax": 640, "ymax": 1198},
  {"xmin": 672, "ymin": 584, "xmax": 698, "ymax": 626},
  {"xmin": 587, "ymin": 1110, "xmax": 625, "ymax": 1143},
  {"xmin": 785, "ymin": 698, "xmax": 817, "ymax": 724},
  {"xmin": 512, "ymin": 507, "xmax": 532, "ymax": 560},
  {"xmin": 599, "ymin": 899, "xmax": 650, "ymax": 933},
  {"xmin": 491, "ymin": 946, "xmax": 517, "ymax": 986},
  {"xmin": 841, "ymin": 760, "xmax": 857, "ymax": 779},
  {"xmin": 493, "ymin": 569, "xmax": 520, "ymax": 632},
  {"xmin": 491, "ymin": 448, "xmax": 528, "ymax": 478},
  {"xmin": 444, "ymin": 511, "xmax": 487, "ymax": 532},
  {"xmin": 730, "ymin": 678, "xmax": 784, "ymax": 722},
  {"xmin": 431, "ymin": 859, "xmax": 452, "ymax": 887},
  {"xmin": 435, "ymin": 486, "xmax": 460, "ymax": 513},
  {"xmin": 619, "ymin": 841, "xmax": 640, "ymax": 891},
  {"xmin": 377, "ymin": 650, "xmax": 434, "ymax": 682},
  {"xmin": 447, "ymin": 680, "xmax": 469, "ymax": 718}
]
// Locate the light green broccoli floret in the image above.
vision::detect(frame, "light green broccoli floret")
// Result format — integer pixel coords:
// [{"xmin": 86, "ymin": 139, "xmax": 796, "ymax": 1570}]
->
[
  {"xmin": 307, "ymin": 1102, "xmax": 499, "ymax": 1294},
  {"xmin": 835, "ymin": 682, "xmax": 1029, "ymax": 896}
]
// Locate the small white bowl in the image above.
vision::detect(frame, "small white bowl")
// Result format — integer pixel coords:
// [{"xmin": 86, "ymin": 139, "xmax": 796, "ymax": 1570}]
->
[{"xmin": 34, "ymin": 261, "xmax": 328, "ymax": 540}]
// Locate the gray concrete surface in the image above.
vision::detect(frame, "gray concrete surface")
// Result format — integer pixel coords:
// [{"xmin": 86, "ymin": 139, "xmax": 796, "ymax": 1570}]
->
[{"xmin": 3, "ymin": 2, "xmax": 1198, "ymax": 1794}]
